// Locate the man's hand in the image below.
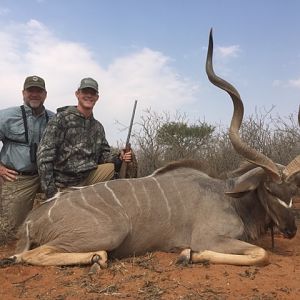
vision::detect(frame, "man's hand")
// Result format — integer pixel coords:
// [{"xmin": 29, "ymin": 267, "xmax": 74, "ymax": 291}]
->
[
  {"xmin": 0, "ymin": 165, "xmax": 18, "ymax": 182},
  {"xmin": 120, "ymin": 149, "xmax": 132, "ymax": 162}
]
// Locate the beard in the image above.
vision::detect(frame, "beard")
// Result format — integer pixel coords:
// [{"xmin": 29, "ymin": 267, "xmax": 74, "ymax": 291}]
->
[
  {"xmin": 27, "ymin": 99, "xmax": 44, "ymax": 108},
  {"xmin": 24, "ymin": 99, "xmax": 45, "ymax": 115}
]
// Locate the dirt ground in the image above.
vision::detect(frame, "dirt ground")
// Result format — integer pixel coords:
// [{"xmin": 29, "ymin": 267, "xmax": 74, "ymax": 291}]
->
[{"xmin": 0, "ymin": 224, "xmax": 299, "ymax": 300}]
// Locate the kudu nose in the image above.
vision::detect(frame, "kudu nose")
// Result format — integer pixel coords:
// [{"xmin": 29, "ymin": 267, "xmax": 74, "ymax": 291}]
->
[{"xmin": 283, "ymin": 227, "xmax": 297, "ymax": 239}]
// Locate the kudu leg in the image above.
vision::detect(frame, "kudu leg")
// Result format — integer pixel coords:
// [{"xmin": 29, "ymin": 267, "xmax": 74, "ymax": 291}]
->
[
  {"xmin": 12, "ymin": 245, "xmax": 108, "ymax": 267},
  {"xmin": 178, "ymin": 239, "xmax": 269, "ymax": 266},
  {"xmin": 190, "ymin": 247, "xmax": 268, "ymax": 266}
]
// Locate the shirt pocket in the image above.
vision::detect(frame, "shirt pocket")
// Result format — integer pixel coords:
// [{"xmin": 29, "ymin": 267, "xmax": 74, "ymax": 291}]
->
[{"xmin": 6, "ymin": 119, "xmax": 27, "ymax": 143}]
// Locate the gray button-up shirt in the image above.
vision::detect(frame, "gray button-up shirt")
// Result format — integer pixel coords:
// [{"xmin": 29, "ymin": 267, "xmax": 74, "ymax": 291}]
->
[{"xmin": 0, "ymin": 104, "xmax": 54, "ymax": 172}]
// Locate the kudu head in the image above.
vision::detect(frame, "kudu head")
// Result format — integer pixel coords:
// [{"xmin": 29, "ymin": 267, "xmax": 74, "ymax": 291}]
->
[{"xmin": 205, "ymin": 29, "xmax": 298, "ymax": 238}]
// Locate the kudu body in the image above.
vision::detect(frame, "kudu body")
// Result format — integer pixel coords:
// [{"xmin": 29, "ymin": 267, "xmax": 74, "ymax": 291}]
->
[{"xmin": 1, "ymin": 30, "xmax": 298, "ymax": 268}]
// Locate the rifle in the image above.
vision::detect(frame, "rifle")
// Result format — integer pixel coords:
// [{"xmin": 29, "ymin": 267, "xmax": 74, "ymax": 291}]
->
[{"xmin": 119, "ymin": 100, "xmax": 138, "ymax": 178}]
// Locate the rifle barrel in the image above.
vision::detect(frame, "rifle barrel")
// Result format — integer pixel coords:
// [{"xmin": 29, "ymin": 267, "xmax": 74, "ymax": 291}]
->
[{"xmin": 126, "ymin": 99, "xmax": 138, "ymax": 146}]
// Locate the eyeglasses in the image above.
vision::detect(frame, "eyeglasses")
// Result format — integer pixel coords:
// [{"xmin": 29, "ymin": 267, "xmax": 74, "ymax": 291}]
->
[{"xmin": 79, "ymin": 88, "xmax": 98, "ymax": 96}]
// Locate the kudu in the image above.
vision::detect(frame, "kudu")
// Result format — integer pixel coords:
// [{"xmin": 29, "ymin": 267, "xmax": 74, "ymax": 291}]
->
[{"xmin": 1, "ymin": 30, "xmax": 298, "ymax": 268}]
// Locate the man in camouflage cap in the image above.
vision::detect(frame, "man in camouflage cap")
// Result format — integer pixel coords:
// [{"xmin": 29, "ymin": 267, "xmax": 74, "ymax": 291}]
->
[
  {"xmin": 37, "ymin": 77, "xmax": 136, "ymax": 199},
  {"xmin": 0, "ymin": 75, "xmax": 54, "ymax": 237}
]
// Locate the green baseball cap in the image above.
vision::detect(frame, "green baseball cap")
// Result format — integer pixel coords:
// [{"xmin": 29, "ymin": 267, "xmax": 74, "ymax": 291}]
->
[
  {"xmin": 23, "ymin": 75, "xmax": 46, "ymax": 90},
  {"xmin": 78, "ymin": 77, "xmax": 99, "ymax": 92}
]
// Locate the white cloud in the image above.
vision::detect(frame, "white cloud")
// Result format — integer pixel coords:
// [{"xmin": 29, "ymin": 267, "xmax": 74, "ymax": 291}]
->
[
  {"xmin": 272, "ymin": 80, "xmax": 282, "ymax": 87},
  {"xmin": 0, "ymin": 19, "xmax": 200, "ymax": 145},
  {"xmin": 272, "ymin": 78, "xmax": 300, "ymax": 88},
  {"xmin": 0, "ymin": 7, "xmax": 10, "ymax": 16},
  {"xmin": 202, "ymin": 44, "xmax": 241, "ymax": 59},
  {"xmin": 217, "ymin": 45, "xmax": 240, "ymax": 58},
  {"xmin": 103, "ymin": 48, "xmax": 198, "ymax": 113},
  {"xmin": 287, "ymin": 78, "xmax": 300, "ymax": 88},
  {"xmin": 202, "ymin": 44, "xmax": 241, "ymax": 78}
]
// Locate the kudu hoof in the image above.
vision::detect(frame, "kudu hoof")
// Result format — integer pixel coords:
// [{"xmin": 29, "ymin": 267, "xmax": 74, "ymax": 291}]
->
[
  {"xmin": 176, "ymin": 249, "xmax": 192, "ymax": 266},
  {"xmin": 88, "ymin": 254, "xmax": 108, "ymax": 275},
  {"xmin": 0, "ymin": 256, "xmax": 17, "ymax": 268}
]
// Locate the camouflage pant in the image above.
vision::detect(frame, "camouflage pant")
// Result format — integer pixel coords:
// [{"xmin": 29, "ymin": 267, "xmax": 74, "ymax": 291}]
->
[{"xmin": 0, "ymin": 175, "xmax": 40, "ymax": 232}]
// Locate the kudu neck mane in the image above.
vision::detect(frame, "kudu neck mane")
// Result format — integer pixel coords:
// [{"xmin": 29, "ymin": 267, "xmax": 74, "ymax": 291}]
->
[
  {"xmin": 153, "ymin": 159, "xmax": 212, "ymax": 176},
  {"xmin": 231, "ymin": 189, "xmax": 269, "ymax": 241}
]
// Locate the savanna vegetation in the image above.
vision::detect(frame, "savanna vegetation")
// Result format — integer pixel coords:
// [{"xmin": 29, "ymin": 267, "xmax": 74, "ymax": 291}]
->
[{"xmin": 132, "ymin": 108, "xmax": 299, "ymax": 178}]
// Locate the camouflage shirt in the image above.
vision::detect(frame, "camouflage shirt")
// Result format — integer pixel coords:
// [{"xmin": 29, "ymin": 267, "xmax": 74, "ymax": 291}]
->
[{"xmin": 37, "ymin": 106, "xmax": 117, "ymax": 197}]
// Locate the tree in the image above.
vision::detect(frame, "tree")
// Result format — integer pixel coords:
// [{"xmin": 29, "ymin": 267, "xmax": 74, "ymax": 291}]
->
[
  {"xmin": 157, "ymin": 121, "xmax": 215, "ymax": 161},
  {"xmin": 133, "ymin": 109, "xmax": 215, "ymax": 176}
]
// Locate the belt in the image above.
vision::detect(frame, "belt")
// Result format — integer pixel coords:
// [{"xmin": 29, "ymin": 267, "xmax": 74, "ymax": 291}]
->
[{"xmin": 17, "ymin": 170, "xmax": 38, "ymax": 176}]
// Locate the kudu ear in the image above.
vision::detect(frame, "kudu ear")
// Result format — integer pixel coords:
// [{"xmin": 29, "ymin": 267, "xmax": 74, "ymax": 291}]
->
[{"xmin": 226, "ymin": 167, "xmax": 265, "ymax": 198}]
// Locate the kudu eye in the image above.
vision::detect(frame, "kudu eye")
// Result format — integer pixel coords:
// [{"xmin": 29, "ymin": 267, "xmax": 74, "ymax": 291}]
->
[
  {"xmin": 265, "ymin": 185, "xmax": 271, "ymax": 193},
  {"xmin": 264, "ymin": 183, "xmax": 273, "ymax": 194}
]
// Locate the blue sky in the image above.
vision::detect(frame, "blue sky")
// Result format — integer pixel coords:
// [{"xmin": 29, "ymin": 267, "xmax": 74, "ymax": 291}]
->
[{"xmin": 0, "ymin": 0, "xmax": 299, "ymax": 145}]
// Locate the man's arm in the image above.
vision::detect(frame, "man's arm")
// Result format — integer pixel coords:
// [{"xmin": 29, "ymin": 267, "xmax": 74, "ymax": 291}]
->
[
  {"xmin": 0, "ymin": 110, "xmax": 18, "ymax": 181},
  {"xmin": 95, "ymin": 123, "xmax": 114, "ymax": 164},
  {"xmin": 37, "ymin": 117, "xmax": 60, "ymax": 198}
]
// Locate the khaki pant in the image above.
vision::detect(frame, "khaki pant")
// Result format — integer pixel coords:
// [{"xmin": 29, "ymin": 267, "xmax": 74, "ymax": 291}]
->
[
  {"xmin": 59, "ymin": 163, "xmax": 115, "ymax": 193},
  {"xmin": 0, "ymin": 164, "xmax": 114, "ymax": 232},
  {"xmin": 81, "ymin": 163, "xmax": 115, "ymax": 185},
  {"xmin": 0, "ymin": 175, "xmax": 40, "ymax": 232}
]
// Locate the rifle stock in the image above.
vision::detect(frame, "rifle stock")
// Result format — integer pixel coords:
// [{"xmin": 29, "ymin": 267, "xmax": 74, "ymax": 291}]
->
[{"xmin": 119, "ymin": 100, "xmax": 138, "ymax": 178}]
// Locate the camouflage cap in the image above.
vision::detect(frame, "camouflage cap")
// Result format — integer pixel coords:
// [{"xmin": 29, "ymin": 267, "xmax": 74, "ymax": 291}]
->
[
  {"xmin": 78, "ymin": 77, "xmax": 98, "ymax": 92},
  {"xmin": 23, "ymin": 75, "xmax": 46, "ymax": 90}
]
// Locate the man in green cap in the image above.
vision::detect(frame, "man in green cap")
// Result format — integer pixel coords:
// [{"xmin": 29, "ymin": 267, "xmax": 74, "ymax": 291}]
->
[
  {"xmin": 0, "ymin": 75, "xmax": 54, "ymax": 236},
  {"xmin": 37, "ymin": 77, "xmax": 137, "ymax": 199}
]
